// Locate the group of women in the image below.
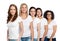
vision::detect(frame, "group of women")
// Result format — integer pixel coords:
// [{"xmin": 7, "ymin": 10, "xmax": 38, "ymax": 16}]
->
[{"xmin": 7, "ymin": 3, "xmax": 57, "ymax": 41}]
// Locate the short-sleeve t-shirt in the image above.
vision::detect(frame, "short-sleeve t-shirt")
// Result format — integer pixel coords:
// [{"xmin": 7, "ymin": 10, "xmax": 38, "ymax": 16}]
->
[
  {"xmin": 33, "ymin": 17, "xmax": 40, "ymax": 38},
  {"xmin": 40, "ymin": 18, "xmax": 48, "ymax": 38},
  {"xmin": 7, "ymin": 16, "xmax": 22, "ymax": 39},
  {"xmin": 21, "ymin": 15, "xmax": 33, "ymax": 37},
  {"xmin": 47, "ymin": 20, "xmax": 57, "ymax": 38}
]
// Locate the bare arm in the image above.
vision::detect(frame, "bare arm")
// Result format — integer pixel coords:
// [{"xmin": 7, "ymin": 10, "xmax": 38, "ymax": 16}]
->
[
  {"xmin": 19, "ymin": 22, "xmax": 24, "ymax": 38},
  {"xmin": 50, "ymin": 25, "xmax": 57, "ymax": 39},
  {"xmin": 42, "ymin": 25, "xmax": 48, "ymax": 39},
  {"xmin": 7, "ymin": 29, "xmax": 9, "ymax": 41},
  {"xmin": 30, "ymin": 22, "xmax": 34, "ymax": 41},
  {"xmin": 17, "ymin": 22, "xmax": 24, "ymax": 41},
  {"xmin": 37, "ymin": 23, "xmax": 40, "ymax": 41}
]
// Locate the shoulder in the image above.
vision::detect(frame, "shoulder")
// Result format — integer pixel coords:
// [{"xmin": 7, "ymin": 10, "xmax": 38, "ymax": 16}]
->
[
  {"xmin": 35, "ymin": 17, "xmax": 40, "ymax": 23},
  {"xmin": 16, "ymin": 16, "xmax": 22, "ymax": 22},
  {"xmin": 42, "ymin": 18, "xmax": 47, "ymax": 22},
  {"xmin": 28, "ymin": 15, "xmax": 32, "ymax": 18},
  {"xmin": 52, "ymin": 20, "xmax": 57, "ymax": 25}
]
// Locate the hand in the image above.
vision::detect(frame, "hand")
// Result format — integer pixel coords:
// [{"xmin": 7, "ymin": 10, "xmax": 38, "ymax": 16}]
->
[
  {"xmin": 41, "ymin": 38, "xmax": 44, "ymax": 41},
  {"xmin": 37, "ymin": 39, "xmax": 39, "ymax": 41},
  {"xmin": 49, "ymin": 38, "xmax": 52, "ymax": 41},
  {"xmin": 7, "ymin": 39, "xmax": 8, "ymax": 41},
  {"xmin": 31, "ymin": 39, "xmax": 34, "ymax": 41},
  {"xmin": 37, "ymin": 38, "xmax": 40, "ymax": 41},
  {"xmin": 17, "ymin": 39, "xmax": 20, "ymax": 41},
  {"xmin": 17, "ymin": 37, "xmax": 20, "ymax": 41}
]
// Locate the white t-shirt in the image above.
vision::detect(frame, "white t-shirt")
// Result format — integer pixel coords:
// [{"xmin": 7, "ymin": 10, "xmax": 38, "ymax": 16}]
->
[
  {"xmin": 47, "ymin": 20, "xmax": 57, "ymax": 38},
  {"xmin": 21, "ymin": 15, "xmax": 33, "ymax": 37},
  {"xmin": 7, "ymin": 16, "xmax": 22, "ymax": 39},
  {"xmin": 39, "ymin": 18, "xmax": 48, "ymax": 38},
  {"xmin": 33, "ymin": 17, "xmax": 40, "ymax": 38}
]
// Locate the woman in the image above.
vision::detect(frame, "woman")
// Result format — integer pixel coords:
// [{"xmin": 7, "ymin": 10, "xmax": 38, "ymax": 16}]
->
[
  {"xmin": 36, "ymin": 8, "xmax": 48, "ymax": 41},
  {"xmin": 19, "ymin": 3, "xmax": 34, "ymax": 41},
  {"xmin": 29, "ymin": 7, "xmax": 40, "ymax": 41},
  {"xmin": 44, "ymin": 10, "xmax": 57, "ymax": 41},
  {"xmin": 7, "ymin": 4, "xmax": 23, "ymax": 41}
]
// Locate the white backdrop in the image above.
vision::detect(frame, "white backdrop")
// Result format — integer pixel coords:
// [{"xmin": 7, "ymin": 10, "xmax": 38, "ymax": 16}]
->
[{"xmin": 0, "ymin": 0, "xmax": 60, "ymax": 41}]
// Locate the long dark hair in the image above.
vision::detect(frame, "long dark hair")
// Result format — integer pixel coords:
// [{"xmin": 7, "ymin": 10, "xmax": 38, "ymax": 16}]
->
[{"xmin": 7, "ymin": 4, "xmax": 18, "ymax": 23}]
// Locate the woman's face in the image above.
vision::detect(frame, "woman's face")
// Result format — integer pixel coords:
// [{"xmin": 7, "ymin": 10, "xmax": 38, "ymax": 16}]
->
[
  {"xmin": 47, "ymin": 12, "xmax": 52, "ymax": 19},
  {"xmin": 37, "ymin": 10, "xmax": 42, "ymax": 17},
  {"xmin": 21, "ymin": 5, "xmax": 27, "ymax": 13},
  {"xmin": 10, "ymin": 6, "xmax": 16, "ymax": 16},
  {"xmin": 30, "ymin": 9, "xmax": 36, "ymax": 17}
]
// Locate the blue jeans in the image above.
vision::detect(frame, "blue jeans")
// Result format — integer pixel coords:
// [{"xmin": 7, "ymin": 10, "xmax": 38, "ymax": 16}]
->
[
  {"xmin": 34, "ymin": 38, "xmax": 37, "ymax": 41},
  {"xmin": 47, "ymin": 38, "xmax": 56, "ymax": 41},
  {"xmin": 39, "ymin": 37, "xmax": 47, "ymax": 41},
  {"xmin": 21, "ymin": 37, "xmax": 30, "ymax": 41},
  {"xmin": 8, "ymin": 39, "xmax": 17, "ymax": 41}
]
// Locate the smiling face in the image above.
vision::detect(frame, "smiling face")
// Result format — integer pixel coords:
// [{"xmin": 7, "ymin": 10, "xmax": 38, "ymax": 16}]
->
[
  {"xmin": 47, "ymin": 12, "xmax": 52, "ymax": 19},
  {"xmin": 37, "ymin": 9, "xmax": 42, "ymax": 17},
  {"xmin": 30, "ymin": 8, "xmax": 36, "ymax": 17},
  {"xmin": 10, "ymin": 6, "xmax": 16, "ymax": 16},
  {"xmin": 21, "ymin": 5, "xmax": 27, "ymax": 13}
]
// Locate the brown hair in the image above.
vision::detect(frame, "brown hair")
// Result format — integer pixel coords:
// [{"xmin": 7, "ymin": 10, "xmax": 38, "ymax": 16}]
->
[
  {"xmin": 19, "ymin": 3, "xmax": 28, "ymax": 17},
  {"xmin": 7, "ymin": 4, "xmax": 18, "ymax": 23}
]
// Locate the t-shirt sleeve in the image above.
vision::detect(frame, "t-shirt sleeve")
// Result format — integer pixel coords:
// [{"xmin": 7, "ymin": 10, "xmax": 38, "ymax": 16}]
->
[
  {"xmin": 29, "ymin": 16, "xmax": 33, "ymax": 22},
  {"xmin": 53, "ymin": 20, "xmax": 57, "ymax": 25},
  {"xmin": 18, "ymin": 16, "xmax": 22, "ymax": 23},
  {"xmin": 37, "ymin": 18, "xmax": 40, "ymax": 24},
  {"xmin": 44, "ymin": 18, "xmax": 48, "ymax": 25}
]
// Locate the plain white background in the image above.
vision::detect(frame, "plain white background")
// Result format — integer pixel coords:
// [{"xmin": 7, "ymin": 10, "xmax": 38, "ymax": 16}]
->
[{"xmin": 0, "ymin": 0, "xmax": 60, "ymax": 41}]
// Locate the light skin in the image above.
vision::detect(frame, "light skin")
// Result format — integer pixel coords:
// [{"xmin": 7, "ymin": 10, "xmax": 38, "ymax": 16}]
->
[
  {"xmin": 30, "ymin": 8, "xmax": 40, "ymax": 41},
  {"xmin": 7, "ymin": 6, "xmax": 23, "ymax": 41},
  {"xmin": 7, "ymin": 6, "xmax": 16, "ymax": 41},
  {"xmin": 10, "ymin": 6, "xmax": 16, "ymax": 16},
  {"xmin": 21, "ymin": 5, "xmax": 27, "ymax": 14},
  {"xmin": 10, "ymin": 6, "xmax": 16, "ymax": 21},
  {"xmin": 47, "ymin": 12, "xmax": 57, "ymax": 41},
  {"xmin": 20, "ymin": 4, "xmax": 34, "ymax": 41},
  {"xmin": 17, "ymin": 22, "xmax": 24, "ymax": 41},
  {"xmin": 20, "ymin": 5, "xmax": 28, "ymax": 19},
  {"xmin": 37, "ymin": 10, "xmax": 42, "ymax": 19},
  {"xmin": 37, "ymin": 9, "xmax": 48, "ymax": 41}
]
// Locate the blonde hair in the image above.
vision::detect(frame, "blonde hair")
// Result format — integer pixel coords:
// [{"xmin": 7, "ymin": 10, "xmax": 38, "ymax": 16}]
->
[{"xmin": 19, "ymin": 3, "xmax": 28, "ymax": 17}]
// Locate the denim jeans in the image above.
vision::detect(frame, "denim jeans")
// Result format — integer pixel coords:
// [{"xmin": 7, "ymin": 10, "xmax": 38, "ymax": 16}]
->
[
  {"xmin": 47, "ymin": 38, "xmax": 56, "ymax": 41},
  {"xmin": 39, "ymin": 37, "xmax": 47, "ymax": 41},
  {"xmin": 8, "ymin": 39, "xmax": 17, "ymax": 41},
  {"xmin": 34, "ymin": 38, "xmax": 37, "ymax": 41},
  {"xmin": 21, "ymin": 37, "xmax": 30, "ymax": 41}
]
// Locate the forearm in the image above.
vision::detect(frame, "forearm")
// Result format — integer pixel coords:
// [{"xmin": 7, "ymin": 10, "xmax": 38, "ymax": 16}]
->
[
  {"xmin": 31, "ymin": 29, "xmax": 34, "ymax": 41},
  {"xmin": 7, "ymin": 30, "xmax": 9, "ymax": 41},
  {"xmin": 43, "ymin": 30, "xmax": 47, "ymax": 38},
  {"xmin": 19, "ymin": 31, "xmax": 23, "ymax": 38},
  {"xmin": 37, "ymin": 32, "xmax": 40, "ymax": 41},
  {"xmin": 50, "ymin": 31, "xmax": 56, "ymax": 38},
  {"xmin": 50, "ymin": 26, "xmax": 57, "ymax": 38}
]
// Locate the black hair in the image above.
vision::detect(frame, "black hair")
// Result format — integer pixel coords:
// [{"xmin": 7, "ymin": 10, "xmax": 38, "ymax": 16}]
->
[
  {"xmin": 29, "ymin": 7, "xmax": 36, "ymax": 17},
  {"xmin": 36, "ymin": 8, "xmax": 42, "ymax": 16},
  {"xmin": 44, "ymin": 10, "xmax": 54, "ymax": 20}
]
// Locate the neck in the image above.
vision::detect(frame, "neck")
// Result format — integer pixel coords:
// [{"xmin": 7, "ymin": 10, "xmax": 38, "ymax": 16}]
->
[
  {"xmin": 38, "ymin": 16, "xmax": 42, "ymax": 19},
  {"xmin": 48, "ymin": 19, "xmax": 52, "ymax": 23},
  {"xmin": 22, "ymin": 13, "xmax": 27, "ymax": 16},
  {"xmin": 32, "ymin": 16, "xmax": 35, "ymax": 20},
  {"xmin": 21, "ymin": 13, "xmax": 28, "ymax": 19},
  {"xmin": 48, "ymin": 19, "xmax": 52, "ymax": 21}
]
